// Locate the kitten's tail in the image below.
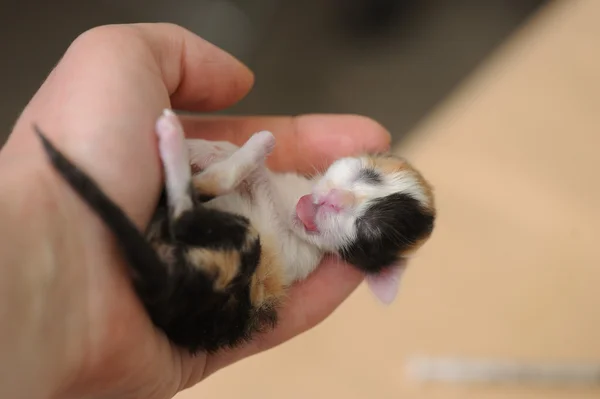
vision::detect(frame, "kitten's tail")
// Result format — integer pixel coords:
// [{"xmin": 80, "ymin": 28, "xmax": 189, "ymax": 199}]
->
[{"xmin": 34, "ymin": 125, "xmax": 170, "ymax": 303}]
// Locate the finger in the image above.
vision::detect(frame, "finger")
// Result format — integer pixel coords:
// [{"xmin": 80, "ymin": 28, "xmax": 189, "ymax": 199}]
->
[
  {"xmin": 128, "ymin": 22, "xmax": 255, "ymax": 112},
  {"xmin": 179, "ymin": 114, "xmax": 392, "ymax": 174},
  {"xmin": 7, "ymin": 23, "xmax": 255, "ymax": 228},
  {"xmin": 197, "ymin": 259, "xmax": 363, "ymax": 381},
  {"xmin": 277, "ymin": 258, "xmax": 364, "ymax": 336}
]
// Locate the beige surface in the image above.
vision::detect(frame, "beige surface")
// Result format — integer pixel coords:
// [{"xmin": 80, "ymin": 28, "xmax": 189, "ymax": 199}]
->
[{"xmin": 178, "ymin": 1, "xmax": 600, "ymax": 398}]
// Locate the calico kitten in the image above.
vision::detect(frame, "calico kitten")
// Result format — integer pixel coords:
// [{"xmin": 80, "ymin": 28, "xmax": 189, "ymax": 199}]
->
[{"xmin": 35, "ymin": 109, "xmax": 435, "ymax": 353}]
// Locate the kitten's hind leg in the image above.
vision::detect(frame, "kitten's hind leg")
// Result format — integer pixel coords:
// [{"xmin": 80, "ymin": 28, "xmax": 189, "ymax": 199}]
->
[
  {"xmin": 192, "ymin": 130, "xmax": 275, "ymax": 199},
  {"xmin": 155, "ymin": 109, "xmax": 195, "ymax": 219}
]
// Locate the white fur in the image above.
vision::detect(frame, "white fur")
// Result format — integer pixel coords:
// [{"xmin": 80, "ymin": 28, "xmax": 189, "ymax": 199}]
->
[
  {"xmin": 184, "ymin": 133, "xmax": 428, "ymax": 287},
  {"xmin": 187, "ymin": 137, "xmax": 324, "ymax": 285},
  {"xmin": 153, "ymin": 109, "xmax": 435, "ymax": 308},
  {"xmin": 166, "ymin": 117, "xmax": 431, "ymax": 306}
]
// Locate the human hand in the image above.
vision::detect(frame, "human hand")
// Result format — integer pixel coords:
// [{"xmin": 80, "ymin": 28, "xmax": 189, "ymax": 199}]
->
[{"xmin": 0, "ymin": 23, "xmax": 390, "ymax": 399}]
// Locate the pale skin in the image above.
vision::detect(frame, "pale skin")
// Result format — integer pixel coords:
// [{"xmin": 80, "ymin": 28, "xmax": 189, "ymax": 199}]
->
[{"xmin": 0, "ymin": 23, "xmax": 391, "ymax": 399}]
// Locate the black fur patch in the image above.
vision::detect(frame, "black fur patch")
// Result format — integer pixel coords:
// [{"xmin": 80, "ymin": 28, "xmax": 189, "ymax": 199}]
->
[
  {"xmin": 150, "ymin": 223, "xmax": 263, "ymax": 352},
  {"xmin": 170, "ymin": 207, "xmax": 250, "ymax": 250},
  {"xmin": 196, "ymin": 193, "xmax": 216, "ymax": 203},
  {"xmin": 340, "ymin": 192, "xmax": 435, "ymax": 274},
  {"xmin": 35, "ymin": 125, "xmax": 270, "ymax": 354},
  {"xmin": 358, "ymin": 168, "xmax": 383, "ymax": 184}
]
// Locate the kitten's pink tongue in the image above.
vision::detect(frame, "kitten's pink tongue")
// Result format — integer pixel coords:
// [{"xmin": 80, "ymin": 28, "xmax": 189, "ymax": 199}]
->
[{"xmin": 296, "ymin": 194, "xmax": 318, "ymax": 232}]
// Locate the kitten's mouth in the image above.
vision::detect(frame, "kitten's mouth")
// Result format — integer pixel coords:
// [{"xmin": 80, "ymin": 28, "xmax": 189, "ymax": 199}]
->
[{"xmin": 296, "ymin": 194, "xmax": 319, "ymax": 233}]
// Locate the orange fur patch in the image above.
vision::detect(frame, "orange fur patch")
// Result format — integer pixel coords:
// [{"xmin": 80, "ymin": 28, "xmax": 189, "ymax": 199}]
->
[
  {"xmin": 364, "ymin": 154, "xmax": 436, "ymax": 212},
  {"xmin": 249, "ymin": 234, "xmax": 285, "ymax": 311},
  {"xmin": 192, "ymin": 171, "xmax": 228, "ymax": 198},
  {"xmin": 186, "ymin": 248, "xmax": 241, "ymax": 291}
]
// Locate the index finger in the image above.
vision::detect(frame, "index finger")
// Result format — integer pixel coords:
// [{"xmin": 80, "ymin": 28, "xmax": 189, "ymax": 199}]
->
[{"xmin": 179, "ymin": 114, "xmax": 392, "ymax": 174}]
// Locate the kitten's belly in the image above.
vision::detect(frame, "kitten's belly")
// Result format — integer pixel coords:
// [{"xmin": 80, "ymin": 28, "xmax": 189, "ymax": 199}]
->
[{"xmin": 204, "ymin": 192, "xmax": 323, "ymax": 286}]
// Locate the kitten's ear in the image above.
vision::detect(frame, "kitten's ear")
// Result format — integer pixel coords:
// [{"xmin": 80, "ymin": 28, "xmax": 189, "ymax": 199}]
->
[{"xmin": 365, "ymin": 260, "xmax": 408, "ymax": 305}]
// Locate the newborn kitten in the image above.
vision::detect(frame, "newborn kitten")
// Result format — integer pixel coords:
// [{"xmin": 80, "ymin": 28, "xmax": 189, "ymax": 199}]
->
[{"xmin": 35, "ymin": 109, "xmax": 436, "ymax": 353}]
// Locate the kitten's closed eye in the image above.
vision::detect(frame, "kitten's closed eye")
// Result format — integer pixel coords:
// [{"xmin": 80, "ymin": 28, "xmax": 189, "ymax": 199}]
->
[{"xmin": 358, "ymin": 168, "xmax": 382, "ymax": 184}]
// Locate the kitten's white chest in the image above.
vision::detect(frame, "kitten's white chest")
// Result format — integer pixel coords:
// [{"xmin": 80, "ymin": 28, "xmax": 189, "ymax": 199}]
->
[
  {"xmin": 276, "ymin": 230, "xmax": 323, "ymax": 284},
  {"xmin": 204, "ymin": 172, "xmax": 323, "ymax": 286}
]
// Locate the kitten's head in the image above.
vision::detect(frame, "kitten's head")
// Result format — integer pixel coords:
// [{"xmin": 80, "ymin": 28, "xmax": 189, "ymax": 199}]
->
[{"xmin": 294, "ymin": 154, "xmax": 436, "ymax": 303}]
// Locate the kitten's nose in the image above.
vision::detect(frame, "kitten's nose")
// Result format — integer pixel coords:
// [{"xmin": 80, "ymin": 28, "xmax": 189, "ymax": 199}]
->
[{"xmin": 316, "ymin": 188, "xmax": 356, "ymax": 210}]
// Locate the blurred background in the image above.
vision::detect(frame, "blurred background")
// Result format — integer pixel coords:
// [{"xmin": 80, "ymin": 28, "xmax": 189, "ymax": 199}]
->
[
  {"xmin": 0, "ymin": 0, "xmax": 544, "ymax": 142},
  {"xmin": 3, "ymin": 0, "xmax": 600, "ymax": 398}
]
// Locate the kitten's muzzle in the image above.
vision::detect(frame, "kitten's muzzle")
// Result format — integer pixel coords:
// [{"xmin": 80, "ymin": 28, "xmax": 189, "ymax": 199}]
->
[
  {"xmin": 314, "ymin": 188, "xmax": 356, "ymax": 210},
  {"xmin": 296, "ymin": 189, "xmax": 356, "ymax": 232}
]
